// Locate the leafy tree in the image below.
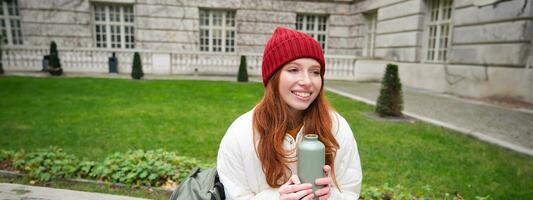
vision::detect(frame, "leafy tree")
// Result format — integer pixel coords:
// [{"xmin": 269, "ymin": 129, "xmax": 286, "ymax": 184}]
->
[{"xmin": 375, "ymin": 64, "xmax": 403, "ymax": 117}]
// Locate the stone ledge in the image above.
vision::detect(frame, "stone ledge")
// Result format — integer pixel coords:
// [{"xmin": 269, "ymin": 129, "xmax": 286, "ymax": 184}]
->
[{"xmin": 0, "ymin": 170, "xmax": 173, "ymax": 193}]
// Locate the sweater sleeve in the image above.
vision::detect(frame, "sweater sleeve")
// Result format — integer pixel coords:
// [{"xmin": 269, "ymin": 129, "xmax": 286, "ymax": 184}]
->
[
  {"xmin": 216, "ymin": 114, "xmax": 281, "ymax": 200},
  {"xmin": 217, "ymin": 121, "xmax": 256, "ymax": 199},
  {"xmin": 329, "ymin": 113, "xmax": 363, "ymax": 199}
]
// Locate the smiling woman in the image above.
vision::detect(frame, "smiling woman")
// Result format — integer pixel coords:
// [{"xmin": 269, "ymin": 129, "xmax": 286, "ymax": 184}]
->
[
  {"xmin": 278, "ymin": 58, "xmax": 322, "ymax": 111},
  {"xmin": 216, "ymin": 27, "xmax": 362, "ymax": 200}
]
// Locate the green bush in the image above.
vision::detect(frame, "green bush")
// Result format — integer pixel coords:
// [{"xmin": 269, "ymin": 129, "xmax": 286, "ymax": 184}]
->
[
  {"xmin": 2, "ymin": 147, "xmax": 206, "ymax": 187},
  {"xmin": 0, "ymin": 149, "xmax": 15, "ymax": 162},
  {"xmin": 375, "ymin": 63, "xmax": 403, "ymax": 117},
  {"xmin": 48, "ymin": 41, "xmax": 63, "ymax": 76},
  {"xmin": 0, "ymin": 35, "xmax": 4, "ymax": 75},
  {"xmin": 1, "ymin": 148, "xmax": 495, "ymax": 198},
  {"xmin": 12, "ymin": 147, "xmax": 78, "ymax": 182},
  {"xmin": 360, "ymin": 183, "xmax": 492, "ymax": 200},
  {"xmin": 90, "ymin": 149, "xmax": 203, "ymax": 186},
  {"xmin": 237, "ymin": 55, "xmax": 248, "ymax": 82},
  {"xmin": 131, "ymin": 52, "xmax": 143, "ymax": 80}
]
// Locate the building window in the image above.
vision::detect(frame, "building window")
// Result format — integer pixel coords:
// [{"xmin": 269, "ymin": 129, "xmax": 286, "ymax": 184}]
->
[
  {"xmin": 425, "ymin": 0, "xmax": 453, "ymax": 62},
  {"xmin": 93, "ymin": 4, "xmax": 134, "ymax": 49},
  {"xmin": 364, "ymin": 11, "xmax": 377, "ymax": 57},
  {"xmin": 199, "ymin": 9, "xmax": 235, "ymax": 52},
  {"xmin": 0, "ymin": 0, "xmax": 22, "ymax": 45},
  {"xmin": 296, "ymin": 14, "xmax": 327, "ymax": 51}
]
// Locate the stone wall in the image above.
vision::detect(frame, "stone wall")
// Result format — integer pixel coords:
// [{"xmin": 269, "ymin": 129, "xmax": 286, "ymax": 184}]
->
[
  {"xmin": 451, "ymin": 0, "xmax": 532, "ymax": 67},
  {"xmin": 20, "ymin": 0, "xmax": 92, "ymax": 47},
  {"xmin": 135, "ymin": 1, "xmax": 198, "ymax": 51},
  {"xmin": 351, "ymin": 0, "xmax": 425, "ymax": 62},
  {"xmin": 19, "ymin": 0, "xmax": 356, "ymax": 54},
  {"xmin": 350, "ymin": 0, "xmax": 533, "ymax": 103}
]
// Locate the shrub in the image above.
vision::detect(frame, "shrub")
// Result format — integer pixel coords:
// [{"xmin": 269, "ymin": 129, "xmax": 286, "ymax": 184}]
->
[
  {"xmin": 237, "ymin": 55, "xmax": 248, "ymax": 82},
  {"xmin": 0, "ymin": 149, "xmax": 14, "ymax": 161},
  {"xmin": 131, "ymin": 52, "xmax": 143, "ymax": 80},
  {"xmin": 0, "ymin": 35, "xmax": 4, "ymax": 75},
  {"xmin": 90, "ymin": 149, "xmax": 204, "ymax": 186},
  {"xmin": 48, "ymin": 41, "xmax": 63, "ymax": 76},
  {"xmin": 12, "ymin": 147, "xmax": 78, "ymax": 182},
  {"xmin": 2, "ymin": 148, "xmax": 208, "ymax": 187},
  {"xmin": 375, "ymin": 63, "xmax": 403, "ymax": 117}
]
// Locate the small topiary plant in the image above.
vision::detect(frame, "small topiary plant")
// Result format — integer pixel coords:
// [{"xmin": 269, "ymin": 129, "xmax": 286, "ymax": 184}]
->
[
  {"xmin": 375, "ymin": 63, "xmax": 403, "ymax": 117},
  {"xmin": 0, "ymin": 48, "xmax": 4, "ymax": 75},
  {"xmin": 48, "ymin": 41, "xmax": 63, "ymax": 76},
  {"xmin": 0, "ymin": 34, "xmax": 4, "ymax": 75},
  {"xmin": 131, "ymin": 52, "xmax": 143, "ymax": 80},
  {"xmin": 237, "ymin": 55, "xmax": 248, "ymax": 82}
]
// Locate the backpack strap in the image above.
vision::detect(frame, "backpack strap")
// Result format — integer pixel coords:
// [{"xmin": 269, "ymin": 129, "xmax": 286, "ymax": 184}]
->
[{"xmin": 208, "ymin": 170, "xmax": 225, "ymax": 200}]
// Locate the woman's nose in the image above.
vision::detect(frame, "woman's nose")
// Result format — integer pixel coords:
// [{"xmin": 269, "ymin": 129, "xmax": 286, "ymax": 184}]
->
[{"xmin": 298, "ymin": 72, "xmax": 312, "ymax": 85}]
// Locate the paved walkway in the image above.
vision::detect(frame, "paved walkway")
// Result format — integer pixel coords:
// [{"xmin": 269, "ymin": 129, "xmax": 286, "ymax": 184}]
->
[
  {"xmin": 0, "ymin": 183, "xmax": 148, "ymax": 200},
  {"xmin": 325, "ymin": 80, "xmax": 533, "ymax": 156}
]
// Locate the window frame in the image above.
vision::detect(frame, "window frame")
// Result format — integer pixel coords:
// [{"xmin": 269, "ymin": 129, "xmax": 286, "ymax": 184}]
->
[
  {"xmin": 91, "ymin": 3, "xmax": 135, "ymax": 49},
  {"xmin": 363, "ymin": 11, "xmax": 377, "ymax": 57},
  {"xmin": 0, "ymin": 0, "xmax": 23, "ymax": 46},
  {"xmin": 423, "ymin": 0, "xmax": 454, "ymax": 63},
  {"xmin": 199, "ymin": 9, "xmax": 236, "ymax": 53},
  {"xmin": 295, "ymin": 13, "xmax": 328, "ymax": 54}
]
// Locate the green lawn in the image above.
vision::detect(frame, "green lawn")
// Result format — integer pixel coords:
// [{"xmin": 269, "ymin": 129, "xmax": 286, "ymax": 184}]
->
[{"xmin": 1, "ymin": 76, "xmax": 532, "ymax": 199}]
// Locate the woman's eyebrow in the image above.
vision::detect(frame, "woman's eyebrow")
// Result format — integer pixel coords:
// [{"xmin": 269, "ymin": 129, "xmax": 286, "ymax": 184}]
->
[{"xmin": 286, "ymin": 61, "xmax": 302, "ymax": 66}]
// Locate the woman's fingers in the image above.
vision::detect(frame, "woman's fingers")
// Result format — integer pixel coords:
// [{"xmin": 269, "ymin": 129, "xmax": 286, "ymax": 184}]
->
[
  {"xmin": 279, "ymin": 175, "xmax": 314, "ymax": 199},
  {"xmin": 315, "ymin": 176, "xmax": 331, "ymax": 186},
  {"xmin": 279, "ymin": 183, "xmax": 313, "ymax": 194},
  {"xmin": 313, "ymin": 165, "xmax": 332, "ymax": 200},
  {"xmin": 323, "ymin": 165, "xmax": 331, "ymax": 176},
  {"xmin": 319, "ymin": 194, "xmax": 330, "ymax": 200},
  {"xmin": 314, "ymin": 186, "xmax": 330, "ymax": 198},
  {"xmin": 288, "ymin": 189, "xmax": 313, "ymax": 200},
  {"xmin": 301, "ymin": 192, "xmax": 315, "ymax": 200},
  {"xmin": 281, "ymin": 174, "xmax": 301, "ymax": 185}
]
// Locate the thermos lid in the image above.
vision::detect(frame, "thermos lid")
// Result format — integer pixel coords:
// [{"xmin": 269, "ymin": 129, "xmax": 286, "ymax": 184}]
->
[{"xmin": 304, "ymin": 134, "xmax": 318, "ymax": 140}]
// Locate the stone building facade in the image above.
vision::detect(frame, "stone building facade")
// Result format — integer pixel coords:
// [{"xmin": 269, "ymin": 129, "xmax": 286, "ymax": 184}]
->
[{"xmin": 3, "ymin": 0, "xmax": 533, "ymax": 103}]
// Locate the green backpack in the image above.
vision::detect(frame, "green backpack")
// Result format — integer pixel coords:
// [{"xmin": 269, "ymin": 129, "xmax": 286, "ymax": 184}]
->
[{"xmin": 169, "ymin": 167, "xmax": 225, "ymax": 200}]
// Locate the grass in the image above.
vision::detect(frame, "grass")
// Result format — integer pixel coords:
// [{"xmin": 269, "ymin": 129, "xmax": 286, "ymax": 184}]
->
[
  {"xmin": 1, "ymin": 76, "xmax": 532, "ymax": 199},
  {"xmin": 0, "ymin": 76, "xmax": 263, "ymax": 163}
]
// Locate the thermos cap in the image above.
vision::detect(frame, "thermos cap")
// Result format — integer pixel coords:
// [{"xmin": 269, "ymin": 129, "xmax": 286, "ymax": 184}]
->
[{"xmin": 304, "ymin": 134, "xmax": 318, "ymax": 140}]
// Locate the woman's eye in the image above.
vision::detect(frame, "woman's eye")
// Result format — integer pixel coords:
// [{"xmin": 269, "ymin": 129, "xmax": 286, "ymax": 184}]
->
[
  {"xmin": 288, "ymin": 68, "xmax": 298, "ymax": 72},
  {"xmin": 313, "ymin": 71, "xmax": 320, "ymax": 75}
]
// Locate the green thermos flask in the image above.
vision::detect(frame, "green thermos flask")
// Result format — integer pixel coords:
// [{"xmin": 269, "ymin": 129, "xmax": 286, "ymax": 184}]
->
[{"xmin": 298, "ymin": 134, "xmax": 325, "ymax": 199}]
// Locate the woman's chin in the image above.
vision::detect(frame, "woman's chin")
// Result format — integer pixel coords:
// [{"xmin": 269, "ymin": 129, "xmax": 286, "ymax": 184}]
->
[{"xmin": 287, "ymin": 103, "xmax": 311, "ymax": 111}]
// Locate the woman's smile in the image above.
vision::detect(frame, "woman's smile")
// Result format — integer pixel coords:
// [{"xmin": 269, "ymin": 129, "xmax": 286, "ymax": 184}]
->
[{"xmin": 292, "ymin": 91, "xmax": 312, "ymax": 100}]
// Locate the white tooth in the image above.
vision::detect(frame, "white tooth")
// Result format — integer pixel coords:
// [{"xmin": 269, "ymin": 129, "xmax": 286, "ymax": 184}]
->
[{"xmin": 295, "ymin": 92, "xmax": 310, "ymax": 97}]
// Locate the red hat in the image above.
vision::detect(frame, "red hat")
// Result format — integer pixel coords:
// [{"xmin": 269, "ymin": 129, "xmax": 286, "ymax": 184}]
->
[{"xmin": 261, "ymin": 27, "xmax": 325, "ymax": 86}]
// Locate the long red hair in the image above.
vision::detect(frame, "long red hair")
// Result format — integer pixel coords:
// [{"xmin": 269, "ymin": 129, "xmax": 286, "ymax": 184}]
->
[{"xmin": 252, "ymin": 70, "xmax": 340, "ymax": 188}]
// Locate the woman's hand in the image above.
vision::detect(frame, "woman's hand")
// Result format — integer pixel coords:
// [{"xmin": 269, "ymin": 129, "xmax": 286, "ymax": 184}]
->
[
  {"xmin": 313, "ymin": 165, "xmax": 332, "ymax": 200},
  {"xmin": 279, "ymin": 175, "xmax": 315, "ymax": 200}
]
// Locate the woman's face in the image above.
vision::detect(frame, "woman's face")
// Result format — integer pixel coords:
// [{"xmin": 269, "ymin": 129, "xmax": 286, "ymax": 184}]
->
[{"xmin": 278, "ymin": 58, "xmax": 322, "ymax": 112}]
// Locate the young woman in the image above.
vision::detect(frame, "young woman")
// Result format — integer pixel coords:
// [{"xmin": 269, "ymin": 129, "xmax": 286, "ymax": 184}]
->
[{"xmin": 217, "ymin": 27, "xmax": 362, "ymax": 200}]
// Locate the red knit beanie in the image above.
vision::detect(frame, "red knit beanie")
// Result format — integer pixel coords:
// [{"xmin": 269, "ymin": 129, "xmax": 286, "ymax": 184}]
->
[{"xmin": 261, "ymin": 27, "xmax": 325, "ymax": 86}]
